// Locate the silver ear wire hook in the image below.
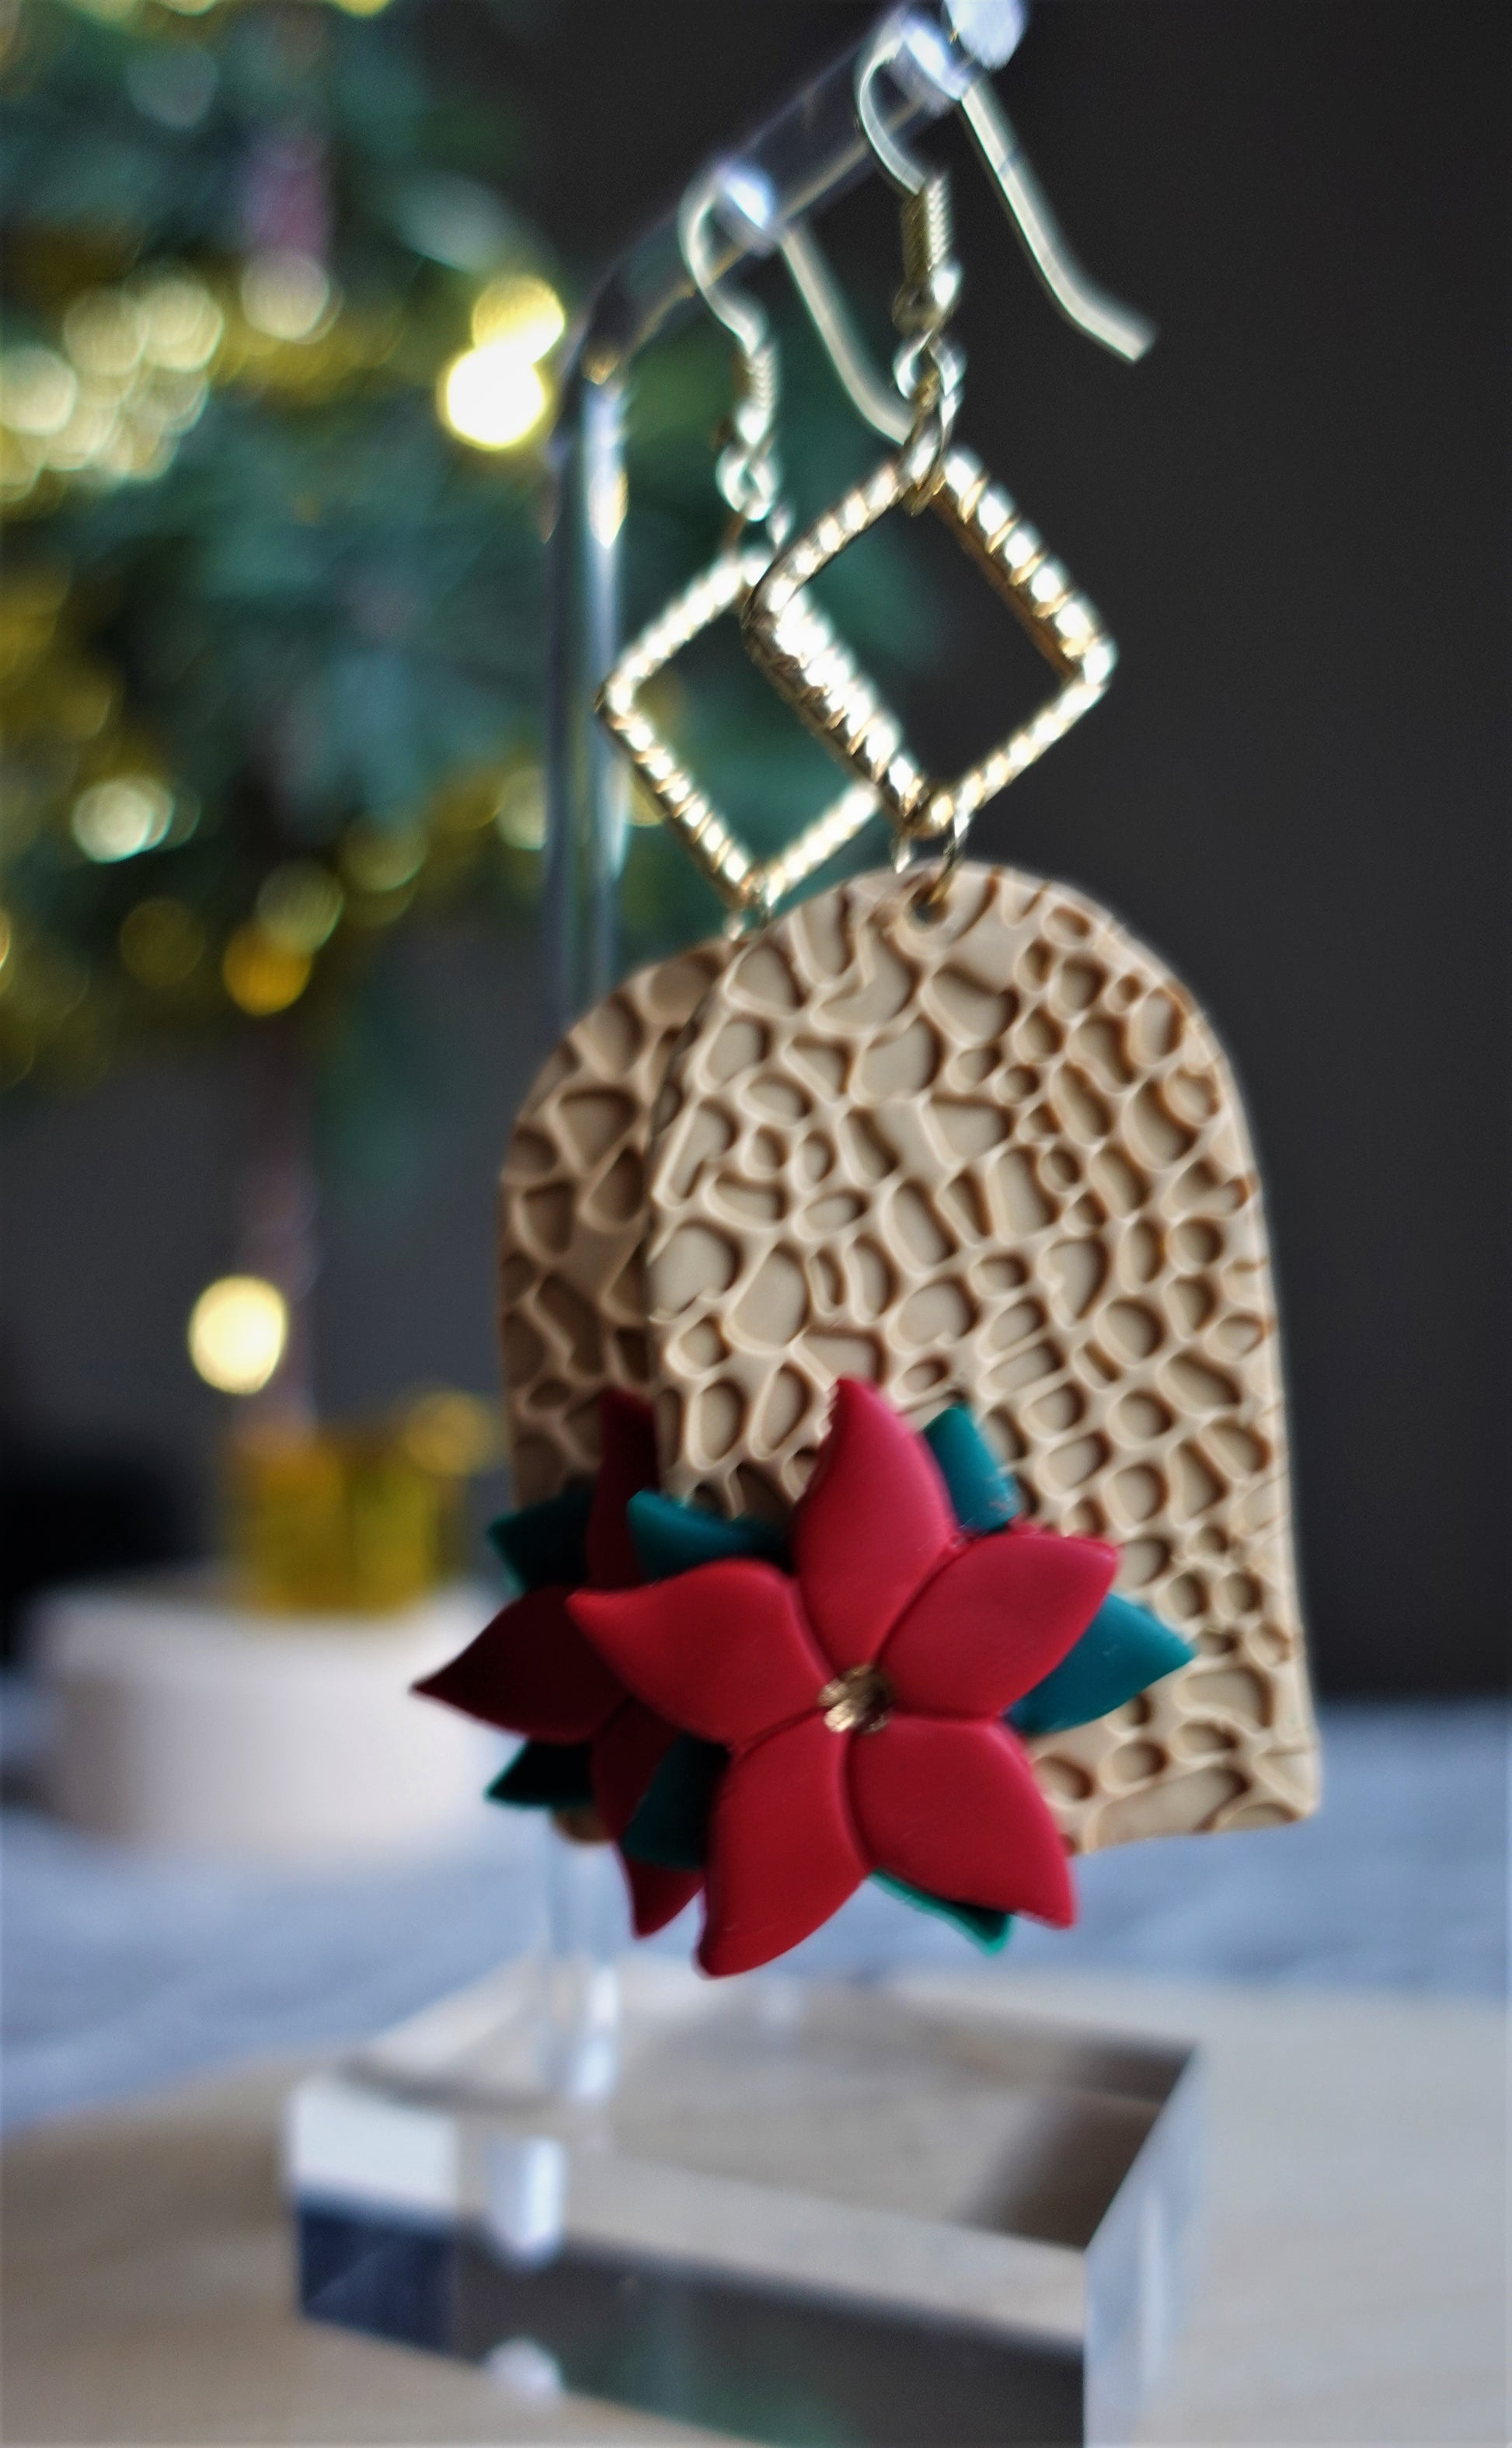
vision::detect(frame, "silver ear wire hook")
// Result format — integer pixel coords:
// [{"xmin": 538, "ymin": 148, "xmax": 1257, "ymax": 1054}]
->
[
  {"xmin": 866, "ymin": 9, "xmax": 1155, "ymax": 364},
  {"xmin": 678, "ymin": 168, "xmax": 786, "ymax": 537},
  {"xmin": 777, "ymin": 3, "xmax": 1154, "ymax": 447},
  {"xmin": 954, "ymin": 77, "xmax": 1155, "ymax": 363},
  {"xmin": 778, "ymin": 223, "xmax": 912, "ymax": 445}
]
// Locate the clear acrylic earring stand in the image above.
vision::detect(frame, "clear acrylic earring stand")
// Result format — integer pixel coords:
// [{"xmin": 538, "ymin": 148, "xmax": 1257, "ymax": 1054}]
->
[{"xmin": 287, "ymin": 11, "xmax": 1200, "ymax": 2439}]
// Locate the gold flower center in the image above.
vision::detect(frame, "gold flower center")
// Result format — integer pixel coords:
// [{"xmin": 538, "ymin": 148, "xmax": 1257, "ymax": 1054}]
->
[{"xmin": 818, "ymin": 1662, "xmax": 894, "ymax": 1737}]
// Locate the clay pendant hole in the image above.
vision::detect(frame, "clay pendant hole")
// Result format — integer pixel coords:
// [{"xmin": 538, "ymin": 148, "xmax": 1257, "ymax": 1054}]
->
[{"xmin": 819, "ymin": 1662, "xmax": 894, "ymax": 1735}]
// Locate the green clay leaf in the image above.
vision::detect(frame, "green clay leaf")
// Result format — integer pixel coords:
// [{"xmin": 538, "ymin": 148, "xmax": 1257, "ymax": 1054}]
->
[
  {"xmin": 628, "ymin": 1490, "xmax": 787, "ymax": 1583},
  {"xmin": 621, "ymin": 1733, "xmax": 727, "ymax": 1869},
  {"xmin": 486, "ymin": 1739, "xmax": 595, "ymax": 1811},
  {"xmin": 923, "ymin": 1406, "xmax": 1021, "ymax": 1535},
  {"xmin": 1010, "ymin": 1593, "xmax": 1196, "ymax": 1737},
  {"xmin": 487, "ymin": 1481, "xmax": 594, "ymax": 1593},
  {"xmin": 873, "ymin": 1872, "xmax": 1013, "ymax": 1953}
]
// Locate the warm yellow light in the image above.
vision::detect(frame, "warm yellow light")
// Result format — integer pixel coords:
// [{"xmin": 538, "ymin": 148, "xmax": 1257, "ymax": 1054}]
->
[
  {"xmin": 93, "ymin": 418, "xmax": 174, "ymax": 486},
  {"xmin": 256, "ymin": 860, "xmax": 344, "ymax": 953},
  {"xmin": 1, "ymin": 347, "xmax": 79, "ymax": 438},
  {"xmin": 63, "ymin": 290, "xmax": 144, "ymax": 380},
  {"xmin": 119, "ymin": 898, "xmax": 205, "ymax": 988},
  {"xmin": 439, "ymin": 345, "xmax": 548, "ymax": 450},
  {"xmin": 137, "ymin": 275, "xmax": 224, "ymax": 372},
  {"xmin": 399, "ymin": 1389, "xmax": 506, "ymax": 1477},
  {"xmin": 188, "ymin": 1275, "xmax": 289, "ymax": 1394},
  {"xmin": 71, "ymin": 777, "xmax": 174, "ymax": 862},
  {"xmin": 495, "ymin": 765, "xmax": 545, "ymax": 850},
  {"xmin": 221, "ymin": 923, "xmax": 312, "ymax": 1015},
  {"xmin": 240, "ymin": 252, "xmax": 332, "ymax": 343},
  {"xmin": 0, "ymin": 908, "xmax": 12, "ymax": 971},
  {"xmin": 40, "ymin": 392, "xmax": 120, "ymax": 474},
  {"xmin": 470, "ymin": 274, "xmax": 565, "ymax": 362},
  {"xmin": 130, "ymin": 367, "xmax": 210, "ymax": 439},
  {"xmin": 340, "ymin": 821, "xmax": 424, "ymax": 894},
  {"xmin": 327, "ymin": 0, "xmax": 395, "ymax": 14}
]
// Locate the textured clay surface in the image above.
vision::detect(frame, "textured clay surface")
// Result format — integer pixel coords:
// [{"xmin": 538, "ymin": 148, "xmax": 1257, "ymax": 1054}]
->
[
  {"xmin": 499, "ymin": 940, "xmax": 730, "ymax": 1505},
  {"xmin": 642, "ymin": 864, "xmax": 1320, "ymax": 1854}
]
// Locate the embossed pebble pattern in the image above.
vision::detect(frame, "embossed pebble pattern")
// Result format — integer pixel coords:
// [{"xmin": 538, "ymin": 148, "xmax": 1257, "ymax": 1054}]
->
[
  {"xmin": 499, "ymin": 940, "xmax": 731, "ymax": 1505},
  {"xmin": 642, "ymin": 865, "xmax": 1320, "ymax": 1856}
]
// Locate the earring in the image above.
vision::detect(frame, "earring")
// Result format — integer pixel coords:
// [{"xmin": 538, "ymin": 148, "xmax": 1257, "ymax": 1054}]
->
[
  {"xmin": 741, "ymin": 36, "xmax": 1114, "ymax": 864},
  {"xmin": 498, "ymin": 940, "xmax": 733, "ymax": 1509},
  {"xmin": 417, "ymin": 46, "xmax": 1322, "ymax": 1978},
  {"xmin": 594, "ymin": 169, "xmax": 887, "ymax": 927}
]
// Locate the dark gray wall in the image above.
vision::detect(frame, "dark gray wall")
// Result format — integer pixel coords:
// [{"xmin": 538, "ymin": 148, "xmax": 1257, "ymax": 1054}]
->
[{"xmin": 3, "ymin": 2, "xmax": 1505, "ymax": 1691}]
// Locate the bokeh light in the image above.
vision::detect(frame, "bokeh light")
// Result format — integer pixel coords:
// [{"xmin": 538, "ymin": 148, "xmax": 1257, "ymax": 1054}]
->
[
  {"xmin": 340, "ymin": 821, "xmax": 424, "ymax": 894},
  {"xmin": 0, "ymin": 268, "xmax": 220, "ymax": 501},
  {"xmin": 240, "ymin": 252, "xmax": 333, "ymax": 343},
  {"xmin": 187, "ymin": 1275, "xmax": 289, "ymax": 1395},
  {"xmin": 438, "ymin": 345, "xmax": 548, "ymax": 451},
  {"xmin": 256, "ymin": 860, "xmax": 344, "ymax": 954},
  {"xmin": 495, "ymin": 765, "xmax": 546, "ymax": 849},
  {"xmin": 136, "ymin": 275, "xmax": 224, "ymax": 371},
  {"xmin": 63, "ymin": 290, "xmax": 144, "ymax": 380},
  {"xmin": 470, "ymin": 274, "xmax": 565, "ymax": 362},
  {"xmin": 119, "ymin": 898, "xmax": 206, "ymax": 988},
  {"xmin": 399, "ymin": 1389, "xmax": 506, "ymax": 1476},
  {"xmin": 221, "ymin": 923, "xmax": 312, "ymax": 1015},
  {"xmin": 1, "ymin": 348, "xmax": 78, "ymax": 438},
  {"xmin": 71, "ymin": 776, "xmax": 175, "ymax": 861}
]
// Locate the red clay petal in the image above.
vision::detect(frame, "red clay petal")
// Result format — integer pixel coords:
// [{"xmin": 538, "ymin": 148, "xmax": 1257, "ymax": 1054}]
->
[
  {"xmin": 571, "ymin": 1561, "xmax": 827, "ymax": 1748},
  {"xmin": 883, "ymin": 1529, "xmax": 1119, "ymax": 1716},
  {"xmin": 791, "ymin": 1381, "xmax": 956, "ymax": 1672},
  {"xmin": 412, "ymin": 1588, "xmax": 622, "ymax": 1742},
  {"xmin": 848, "ymin": 1716, "xmax": 1076, "ymax": 1927},
  {"xmin": 699, "ymin": 1717, "xmax": 868, "ymax": 1977},
  {"xmin": 591, "ymin": 1699, "xmax": 678, "ymax": 1841},
  {"xmin": 622, "ymin": 1853, "xmax": 701, "ymax": 1938},
  {"xmin": 585, "ymin": 1389, "xmax": 660, "ymax": 1590}
]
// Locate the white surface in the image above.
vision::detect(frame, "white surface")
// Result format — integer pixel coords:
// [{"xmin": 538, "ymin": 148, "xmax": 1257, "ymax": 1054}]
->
[
  {"xmin": 2, "ymin": 1975, "xmax": 1503, "ymax": 2446},
  {"xmin": 2, "ymin": 1699, "xmax": 1502, "ymax": 2134},
  {"xmin": 32, "ymin": 1573, "xmax": 506, "ymax": 1860}
]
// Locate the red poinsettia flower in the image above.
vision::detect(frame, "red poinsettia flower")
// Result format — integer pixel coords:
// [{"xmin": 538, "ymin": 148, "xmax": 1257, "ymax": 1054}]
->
[
  {"xmin": 571, "ymin": 1382, "xmax": 1117, "ymax": 1976},
  {"xmin": 413, "ymin": 1390, "xmax": 699, "ymax": 1937}
]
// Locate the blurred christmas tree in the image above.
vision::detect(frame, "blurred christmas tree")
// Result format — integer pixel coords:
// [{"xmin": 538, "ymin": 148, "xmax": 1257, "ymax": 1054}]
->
[
  {"xmin": 0, "ymin": 0, "xmax": 950, "ymax": 1496},
  {"xmin": 0, "ymin": 0, "xmax": 570, "ymax": 1107}
]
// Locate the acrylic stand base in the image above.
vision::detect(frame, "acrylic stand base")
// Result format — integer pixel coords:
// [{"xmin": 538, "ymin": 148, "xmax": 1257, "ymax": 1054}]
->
[{"xmin": 286, "ymin": 1955, "xmax": 1198, "ymax": 2447}]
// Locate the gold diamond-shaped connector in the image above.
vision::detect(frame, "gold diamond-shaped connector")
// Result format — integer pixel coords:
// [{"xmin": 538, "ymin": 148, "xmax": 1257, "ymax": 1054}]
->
[
  {"xmin": 596, "ymin": 541, "xmax": 893, "ymax": 918},
  {"xmin": 741, "ymin": 444, "xmax": 1117, "ymax": 844}
]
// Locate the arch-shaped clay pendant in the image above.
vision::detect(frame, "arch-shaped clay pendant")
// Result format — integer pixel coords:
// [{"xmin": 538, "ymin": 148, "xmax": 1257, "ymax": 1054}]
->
[
  {"xmin": 499, "ymin": 940, "xmax": 730, "ymax": 1505},
  {"xmin": 641, "ymin": 863, "xmax": 1320, "ymax": 1853}
]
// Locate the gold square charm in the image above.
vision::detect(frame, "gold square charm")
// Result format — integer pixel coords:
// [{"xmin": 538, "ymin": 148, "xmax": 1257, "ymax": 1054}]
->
[
  {"xmin": 596, "ymin": 540, "xmax": 891, "ymax": 918},
  {"xmin": 741, "ymin": 445, "xmax": 1117, "ymax": 843}
]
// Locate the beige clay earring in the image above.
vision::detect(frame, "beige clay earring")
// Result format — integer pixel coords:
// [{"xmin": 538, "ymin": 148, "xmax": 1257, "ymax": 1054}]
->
[
  {"xmin": 630, "ymin": 43, "xmax": 1319, "ymax": 1860},
  {"xmin": 499, "ymin": 941, "xmax": 731, "ymax": 1505},
  {"xmin": 639, "ymin": 866, "xmax": 1321, "ymax": 1857}
]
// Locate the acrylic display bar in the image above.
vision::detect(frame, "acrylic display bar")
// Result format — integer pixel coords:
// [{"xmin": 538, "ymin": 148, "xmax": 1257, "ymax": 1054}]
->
[{"xmin": 287, "ymin": 1954, "xmax": 1198, "ymax": 2447}]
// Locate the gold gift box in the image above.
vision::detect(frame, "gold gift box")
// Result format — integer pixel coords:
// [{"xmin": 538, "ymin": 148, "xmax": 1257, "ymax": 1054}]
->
[{"xmin": 226, "ymin": 1394, "xmax": 501, "ymax": 1614}]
